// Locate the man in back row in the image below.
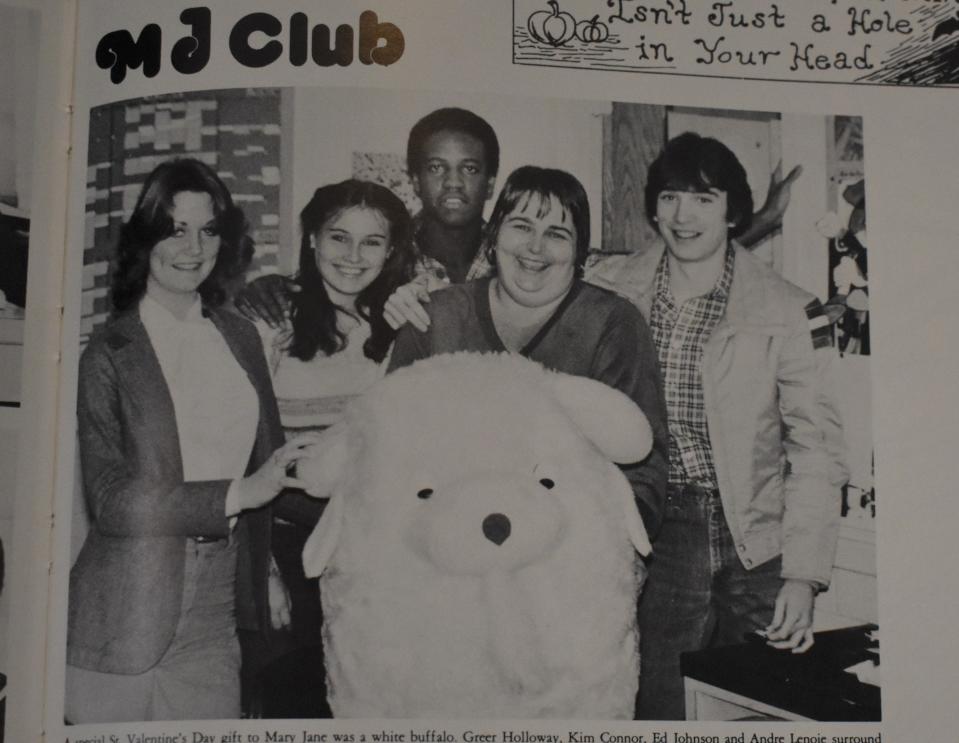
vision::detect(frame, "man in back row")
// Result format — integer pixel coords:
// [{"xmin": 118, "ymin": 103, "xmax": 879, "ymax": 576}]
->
[
  {"xmin": 237, "ymin": 106, "xmax": 846, "ymax": 720},
  {"xmin": 401, "ymin": 107, "xmax": 498, "ymax": 285}
]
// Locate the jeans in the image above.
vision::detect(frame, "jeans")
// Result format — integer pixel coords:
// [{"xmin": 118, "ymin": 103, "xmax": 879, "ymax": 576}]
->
[
  {"xmin": 66, "ymin": 538, "xmax": 241, "ymax": 722},
  {"xmin": 636, "ymin": 484, "xmax": 782, "ymax": 720}
]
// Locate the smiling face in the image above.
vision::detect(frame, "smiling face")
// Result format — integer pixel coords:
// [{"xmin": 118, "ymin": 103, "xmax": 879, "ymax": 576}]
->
[
  {"xmin": 313, "ymin": 206, "xmax": 391, "ymax": 308},
  {"xmin": 147, "ymin": 190, "xmax": 221, "ymax": 304},
  {"xmin": 411, "ymin": 130, "xmax": 494, "ymax": 228},
  {"xmin": 655, "ymin": 188, "xmax": 730, "ymax": 266},
  {"xmin": 494, "ymin": 193, "xmax": 577, "ymax": 309}
]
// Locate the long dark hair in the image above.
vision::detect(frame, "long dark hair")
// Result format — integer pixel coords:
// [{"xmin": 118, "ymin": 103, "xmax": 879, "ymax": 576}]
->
[
  {"xmin": 288, "ymin": 179, "xmax": 416, "ymax": 363},
  {"xmin": 483, "ymin": 165, "xmax": 591, "ymax": 277},
  {"xmin": 110, "ymin": 158, "xmax": 252, "ymax": 312}
]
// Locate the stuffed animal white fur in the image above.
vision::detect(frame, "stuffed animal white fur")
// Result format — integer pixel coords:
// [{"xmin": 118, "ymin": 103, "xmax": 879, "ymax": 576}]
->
[{"xmin": 299, "ymin": 353, "xmax": 652, "ymax": 719}]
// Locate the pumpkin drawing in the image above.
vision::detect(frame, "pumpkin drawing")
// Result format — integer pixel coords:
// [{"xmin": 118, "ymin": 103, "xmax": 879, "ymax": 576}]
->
[
  {"xmin": 576, "ymin": 15, "xmax": 610, "ymax": 44},
  {"xmin": 527, "ymin": 0, "xmax": 577, "ymax": 47}
]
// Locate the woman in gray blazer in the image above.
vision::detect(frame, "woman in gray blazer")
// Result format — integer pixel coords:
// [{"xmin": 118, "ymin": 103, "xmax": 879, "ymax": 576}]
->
[{"xmin": 66, "ymin": 159, "xmax": 316, "ymax": 723}]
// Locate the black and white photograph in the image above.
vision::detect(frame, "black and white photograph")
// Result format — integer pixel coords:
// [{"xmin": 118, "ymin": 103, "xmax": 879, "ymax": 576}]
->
[{"xmin": 64, "ymin": 84, "xmax": 878, "ymax": 724}]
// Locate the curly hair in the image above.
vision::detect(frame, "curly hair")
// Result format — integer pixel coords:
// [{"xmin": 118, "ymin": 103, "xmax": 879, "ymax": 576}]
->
[
  {"xmin": 407, "ymin": 107, "xmax": 500, "ymax": 179},
  {"xmin": 287, "ymin": 179, "xmax": 416, "ymax": 364},
  {"xmin": 110, "ymin": 158, "xmax": 253, "ymax": 312},
  {"xmin": 644, "ymin": 132, "xmax": 754, "ymax": 239},
  {"xmin": 482, "ymin": 165, "xmax": 591, "ymax": 278}
]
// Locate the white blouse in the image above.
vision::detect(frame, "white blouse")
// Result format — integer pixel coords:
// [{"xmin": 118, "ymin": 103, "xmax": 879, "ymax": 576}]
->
[{"xmin": 140, "ymin": 294, "xmax": 259, "ymax": 483}]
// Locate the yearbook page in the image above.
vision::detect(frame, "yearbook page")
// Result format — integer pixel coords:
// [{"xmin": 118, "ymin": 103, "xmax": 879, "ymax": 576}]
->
[{"xmin": 25, "ymin": 1, "xmax": 959, "ymax": 741}]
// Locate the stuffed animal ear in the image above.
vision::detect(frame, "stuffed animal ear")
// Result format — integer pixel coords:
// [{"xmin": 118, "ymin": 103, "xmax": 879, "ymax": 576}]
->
[
  {"xmin": 303, "ymin": 488, "xmax": 344, "ymax": 578},
  {"xmin": 298, "ymin": 425, "xmax": 350, "ymax": 578},
  {"xmin": 610, "ymin": 467, "xmax": 652, "ymax": 557},
  {"xmin": 548, "ymin": 373, "xmax": 653, "ymax": 465}
]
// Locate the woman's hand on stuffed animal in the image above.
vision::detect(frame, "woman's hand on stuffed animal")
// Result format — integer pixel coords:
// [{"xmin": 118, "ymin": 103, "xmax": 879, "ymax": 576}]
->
[{"xmin": 236, "ymin": 434, "xmax": 321, "ymax": 511}]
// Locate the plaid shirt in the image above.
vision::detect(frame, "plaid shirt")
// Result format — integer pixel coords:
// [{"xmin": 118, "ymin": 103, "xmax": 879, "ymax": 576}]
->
[
  {"xmin": 650, "ymin": 246, "xmax": 735, "ymax": 488},
  {"xmin": 411, "ymin": 211, "xmax": 493, "ymax": 288}
]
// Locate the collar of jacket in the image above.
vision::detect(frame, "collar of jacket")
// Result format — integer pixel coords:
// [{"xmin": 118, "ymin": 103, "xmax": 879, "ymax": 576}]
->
[
  {"xmin": 621, "ymin": 239, "xmax": 795, "ymax": 335},
  {"xmin": 99, "ymin": 304, "xmax": 273, "ymax": 481},
  {"xmin": 713, "ymin": 243, "xmax": 796, "ymax": 338},
  {"xmin": 102, "ymin": 305, "xmax": 267, "ymax": 405}
]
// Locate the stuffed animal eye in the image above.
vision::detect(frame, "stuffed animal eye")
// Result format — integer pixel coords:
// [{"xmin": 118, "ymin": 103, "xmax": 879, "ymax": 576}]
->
[
  {"xmin": 539, "ymin": 478, "xmax": 555, "ymax": 490},
  {"xmin": 417, "ymin": 488, "xmax": 434, "ymax": 500}
]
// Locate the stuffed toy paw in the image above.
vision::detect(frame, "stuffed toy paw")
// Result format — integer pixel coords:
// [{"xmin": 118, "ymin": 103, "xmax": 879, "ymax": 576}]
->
[{"xmin": 299, "ymin": 352, "xmax": 652, "ymax": 718}]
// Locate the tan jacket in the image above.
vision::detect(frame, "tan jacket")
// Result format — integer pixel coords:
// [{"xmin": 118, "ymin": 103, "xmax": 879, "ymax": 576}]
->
[
  {"xmin": 68, "ymin": 307, "xmax": 319, "ymax": 673},
  {"xmin": 586, "ymin": 242, "xmax": 848, "ymax": 585}
]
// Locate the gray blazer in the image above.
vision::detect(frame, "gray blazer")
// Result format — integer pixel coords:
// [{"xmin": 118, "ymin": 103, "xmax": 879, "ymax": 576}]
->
[{"xmin": 67, "ymin": 306, "xmax": 313, "ymax": 674}]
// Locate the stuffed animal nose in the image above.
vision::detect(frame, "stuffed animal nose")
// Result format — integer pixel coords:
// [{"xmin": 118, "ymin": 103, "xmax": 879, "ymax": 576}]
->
[{"xmin": 482, "ymin": 513, "xmax": 511, "ymax": 546}]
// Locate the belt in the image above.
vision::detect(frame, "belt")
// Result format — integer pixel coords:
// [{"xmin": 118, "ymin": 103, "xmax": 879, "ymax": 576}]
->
[{"xmin": 192, "ymin": 535, "xmax": 226, "ymax": 543}]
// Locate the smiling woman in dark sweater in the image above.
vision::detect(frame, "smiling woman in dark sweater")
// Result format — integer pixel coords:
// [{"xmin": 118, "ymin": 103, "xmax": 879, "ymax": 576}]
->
[{"xmin": 387, "ymin": 165, "xmax": 667, "ymax": 534}]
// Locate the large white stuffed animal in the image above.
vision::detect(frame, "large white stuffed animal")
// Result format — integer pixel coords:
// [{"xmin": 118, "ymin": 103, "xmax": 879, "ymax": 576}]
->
[{"xmin": 299, "ymin": 353, "xmax": 653, "ymax": 719}]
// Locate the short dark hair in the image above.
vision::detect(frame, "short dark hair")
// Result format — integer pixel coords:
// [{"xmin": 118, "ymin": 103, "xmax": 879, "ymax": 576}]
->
[
  {"xmin": 407, "ymin": 107, "xmax": 500, "ymax": 178},
  {"xmin": 110, "ymin": 158, "xmax": 252, "ymax": 312},
  {"xmin": 289, "ymin": 179, "xmax": 417, "ymax": 364},
  {"xmin": 644, "ymin": 132, "xmax": 754, "ymax": 238},
  {"xmin": 483, "ymin": 165, "xmax": 591, "ymax": 277}
]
